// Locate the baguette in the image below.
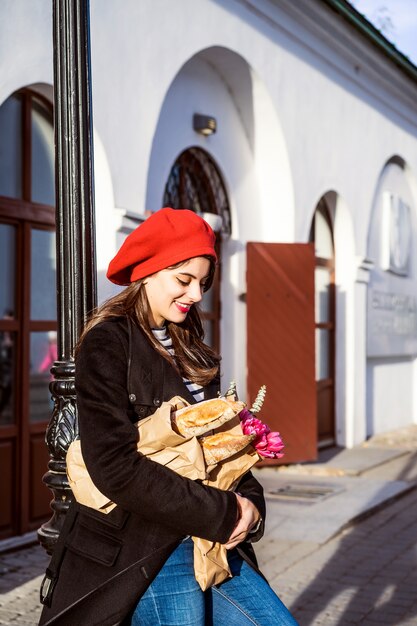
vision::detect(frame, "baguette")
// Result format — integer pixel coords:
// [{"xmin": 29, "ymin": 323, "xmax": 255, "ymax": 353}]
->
[
  {"xmin": 199, "ymin": 432, "xmax": 256, "ymax": 465},
  {"xmin": 171, "ymin": 398, "xmax": 245, "ymax": 437}
]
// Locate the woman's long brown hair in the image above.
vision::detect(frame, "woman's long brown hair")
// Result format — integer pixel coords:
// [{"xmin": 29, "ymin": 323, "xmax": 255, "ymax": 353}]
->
[{"xmin": 78, "ymin": 258, "xmax": 220, "ymax": 386}]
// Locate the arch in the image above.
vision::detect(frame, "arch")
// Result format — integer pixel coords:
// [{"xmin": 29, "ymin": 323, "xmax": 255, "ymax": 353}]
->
[
  {"xmin": 145, "ymin": 45, "xmax": 294, "ymax": 242},
  {"xmin": 310, "ymin": 190, "xmax": 356, "ymax": 448},
  {"xmin": 0, "ymin": 85, "xmax": 56, "ymax": 538},
  {"xmin": 145, "ymin": 45, "xmax": 294, "ymax": 390},
  {"xmin": 163, "ymin": 147, "xmax": 231, "ymax": 236},
  {"xmin": 0, "ymin": 86, "xmax": 54, "ymax": 205},
  {"xmin": 0, "ymin": 84, "xmax": 117, "ymax": 303},
  {"xmin": 367, "ymin": 156, "xmax": 417, "ymax": 276},
  {"xmin": 310, "ymin": 195, "xmax": 336, "ymax": 447},
  {"xmin": 26, "ymin": 82, "xmax": 53, "ymax": 105},
  {"xmin": 162, "ymin": 147, "xmax": 230, "ymax": 352},
  {"xmin": 366, "ymin": 156, "xmax": 417, "ymax": 436}
]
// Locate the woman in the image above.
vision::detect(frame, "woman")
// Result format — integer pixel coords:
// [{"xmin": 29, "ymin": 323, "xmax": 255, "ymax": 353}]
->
[{"xmin": 39, "ymin": 208, "xmax": 298, "ymax": 626}]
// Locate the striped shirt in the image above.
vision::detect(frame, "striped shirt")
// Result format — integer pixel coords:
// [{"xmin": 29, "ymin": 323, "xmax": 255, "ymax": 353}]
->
[{"xmin": 152, "ymin": 327, "xmax": 205, "ymax": 402}]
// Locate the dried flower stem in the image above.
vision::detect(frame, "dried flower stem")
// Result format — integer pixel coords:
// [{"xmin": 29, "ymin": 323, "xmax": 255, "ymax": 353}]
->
[
  {"xmin": 250, "ymin": 385, "xmax": 266, "ymax": 414},
  {"xmin": 224, "ymin": 381, "xmax": 237, "ymax": 400}
]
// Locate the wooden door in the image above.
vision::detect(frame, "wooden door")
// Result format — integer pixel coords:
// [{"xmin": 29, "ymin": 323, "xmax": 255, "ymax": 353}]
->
[
  {"xmin": 0, "ymin": 219, "xmax": 56, "ymax": 539},
  {"xmin": 0, "ymin": 89, "xmax": 55, "ymax": 539},
  {"xmin": 247, "ymin": 242, "xmax": 317, "ymax": 463}
]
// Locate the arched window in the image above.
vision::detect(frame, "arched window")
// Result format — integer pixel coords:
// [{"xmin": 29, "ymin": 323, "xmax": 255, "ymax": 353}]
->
[
  {"xmin": 0, "ymin": 89, "xmax": 56, "ymax": 539},
  {"xmin": 163, "ymin": 148, "xmax": 231, "ymax": 352},
  {"xmin": 309, "ymin": 199, "xmax": 336, "ymax": 447}
]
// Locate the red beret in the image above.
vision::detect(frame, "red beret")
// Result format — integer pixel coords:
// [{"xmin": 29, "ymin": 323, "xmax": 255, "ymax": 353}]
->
[{"xmin": 107, "ymin": 207, "xmax": 217, "ymax": 285}]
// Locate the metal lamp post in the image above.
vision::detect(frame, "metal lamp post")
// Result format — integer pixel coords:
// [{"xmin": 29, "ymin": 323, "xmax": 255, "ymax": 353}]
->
[{"xmin": 38, "ymin": 0, "xmax": 97, "ymax": 554}]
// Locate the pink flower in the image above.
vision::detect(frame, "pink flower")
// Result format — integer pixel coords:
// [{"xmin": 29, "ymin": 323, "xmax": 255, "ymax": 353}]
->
[
  {"xmin": 238, "ymin": 408, "xmax": 253, "ymax": 423},
  {"xmin": 253, "ymin": 433, "xmax": 269, "ymax": 453},
  {"xmin": 240, "ymin": 415, "xmax": 270, "ymax": 438},
  {"xmin": 264, "ymin": 431, "xmax": 285, "ymax": 458},
  {"xmin": 239, "ymin": 408, "xmax": 285, "ymax": 459}
]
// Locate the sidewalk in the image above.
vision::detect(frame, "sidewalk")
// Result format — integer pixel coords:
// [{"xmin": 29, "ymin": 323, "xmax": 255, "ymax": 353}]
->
[
  {"xmin": 0, "ymin": 545, "xmax": 49, "ymax": 625},
  {"xmin": 254, "ymin": 425, "xmax": 417, "ymax": 545},
  {"xmin": 259, "ymin": 486, "xmax": 417, "ymax": 625},
  {"xmin": 253, "ymin": 424, "xmax": 417, "ymax": 624},
  {"xmin": 1, "ymin": 425, "xmax": 417, "ymax": 625}
]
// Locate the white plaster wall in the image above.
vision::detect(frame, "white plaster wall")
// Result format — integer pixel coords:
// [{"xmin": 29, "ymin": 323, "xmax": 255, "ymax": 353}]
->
[
  {"xmin": 0, "ymin": 1, "xmax": 52, "ymax": 104},
  {"xmin": 88, "ymin": 0, "xmax": 417, "ymax": 259},
  {"xmin": 86, "ymin": 0, "xmax": 417, "ymax": 229},
  {"xmin": 367, "ymin": 358, "xmax": 415, "ymax": 434},
  {"xmin": 3, "ymin": 0, "xmax": 417, "ymax": 442},
  {"xmin": 93, "ymin": 131, "xmax": 119, "ymax": 303},
  {"xmin": 87, "ymin": 0, "xmax": 417, "ymax": 294},
  {"xmin": 3, "ymin": 0, "xmax": 417, "ymax": 269}
]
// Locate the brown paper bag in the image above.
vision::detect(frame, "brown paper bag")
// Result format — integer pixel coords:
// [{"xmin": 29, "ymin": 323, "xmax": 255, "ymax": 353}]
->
[
  {"xmin": 192, "ymin": 426, "xmax": 261, "ymax": 590},
  {"xmin": 67, "ymin": 397, "xmax": 207, "ymax": 513},
  {"xmin": 66, "ymin": 397, "xmax": 260, "ymax": 591},
  {"xmin": 66, "ymin": 440, "xmax": 117, "ymax": 513}
]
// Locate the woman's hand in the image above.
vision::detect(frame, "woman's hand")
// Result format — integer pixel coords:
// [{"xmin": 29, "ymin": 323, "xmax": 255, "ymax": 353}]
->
[{"xmin": 224, "ymin": 493, "xmax": 260, "ymax": 550}]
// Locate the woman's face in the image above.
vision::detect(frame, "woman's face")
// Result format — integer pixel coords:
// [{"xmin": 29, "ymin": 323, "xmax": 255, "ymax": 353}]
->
[{"xmin": 143, "ymin": 256, "xmax": 211, "ymax": 327}]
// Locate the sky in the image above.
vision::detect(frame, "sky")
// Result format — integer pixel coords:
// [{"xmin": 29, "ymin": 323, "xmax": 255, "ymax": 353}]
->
[{"xmin": 350, "ymin": 0, "xmax": 417, "ymax": 66}]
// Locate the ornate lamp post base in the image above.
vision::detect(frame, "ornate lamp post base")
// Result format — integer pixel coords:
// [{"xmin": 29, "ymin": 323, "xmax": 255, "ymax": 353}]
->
[
  {"xmin": 38, "ymin": 0, "xmax": 96, "ymax": 553},
  {"xmin": 38, "ymin": 362, "xmax": 79, "ymax": 553}
]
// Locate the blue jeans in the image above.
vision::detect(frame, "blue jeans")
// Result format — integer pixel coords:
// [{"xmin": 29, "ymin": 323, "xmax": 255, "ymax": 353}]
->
[{"xmin": 130, "ymin": 538, "xmax": 298, "ymax": 625}]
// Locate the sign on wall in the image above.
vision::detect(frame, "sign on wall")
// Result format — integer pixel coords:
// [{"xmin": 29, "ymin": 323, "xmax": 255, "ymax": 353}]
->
[
  {"xmin": 381, "ymin": 192, "xmax": 411, "ymax": 276},
  {"xmin": 367, "ymin": 288, "xmax": 417, "ymax": 357},
  {"xmin": 367, "ymin": 169, "xmax": 417, "ymax": 357}
]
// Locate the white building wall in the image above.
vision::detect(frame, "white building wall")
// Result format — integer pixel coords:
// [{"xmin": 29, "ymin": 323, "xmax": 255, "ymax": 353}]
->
[
  {"xmin": 0, "ymin": 2, "xmax": 52, "ymax": 102},
  {"xmin": 2, "ymin": 0, "xmax": 417, "ymax": 446},
  {"xmin": 367, "ymin": 358, "xmax": 415, "ymax": 434}
]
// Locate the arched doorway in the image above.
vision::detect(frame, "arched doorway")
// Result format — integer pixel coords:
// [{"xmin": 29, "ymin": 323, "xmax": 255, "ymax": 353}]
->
[
  {"xmin": 162, "ymin": 147, "xmax": 231, "ymax": 353},
  {"xmin": 309, "ymin": 199, "xmax": 336, "ymax": 447},
  {"xmin": 0, "ymin": 88, "xmax": 56, "ymax": 539}
]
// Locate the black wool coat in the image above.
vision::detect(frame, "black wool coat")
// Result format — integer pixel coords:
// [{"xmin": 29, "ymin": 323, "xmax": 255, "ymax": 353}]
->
[{"xmin": 39, "ymin": 318, "xmax": 266, "ymax": 626}]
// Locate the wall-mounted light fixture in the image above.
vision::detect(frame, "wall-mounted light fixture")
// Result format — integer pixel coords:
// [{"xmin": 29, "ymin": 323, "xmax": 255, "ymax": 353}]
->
[{"xmin": 193, "ymin": 113, "xmax": 217, "ymax": 136}]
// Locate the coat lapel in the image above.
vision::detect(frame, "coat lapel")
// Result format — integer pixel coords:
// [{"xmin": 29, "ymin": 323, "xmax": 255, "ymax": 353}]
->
[{"xmin": 129, "ymin": 320, "xmax": 220, "ymax": 406}]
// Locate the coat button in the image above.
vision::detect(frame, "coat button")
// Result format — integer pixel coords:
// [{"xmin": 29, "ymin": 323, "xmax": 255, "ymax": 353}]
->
[
  {"xmin": 129, "ymin": 393, "xmax": 136, "ymax": 403},
  {"xmin": 153, "ymin": 398, "xmax": 161, "ymax": 406}
]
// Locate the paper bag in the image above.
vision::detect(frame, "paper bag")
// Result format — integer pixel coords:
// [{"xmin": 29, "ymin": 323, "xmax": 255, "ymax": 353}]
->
[
  {"xmin": 66, "ymin": 396, "xmax": 261, "ymax": 591},
  {"xmin": 192, "ymin": 430, "xmax": 261, "ymax": 590},
  {"xmin": 67, "ymin": 397, "xmax": 207, "ymax": 514}
]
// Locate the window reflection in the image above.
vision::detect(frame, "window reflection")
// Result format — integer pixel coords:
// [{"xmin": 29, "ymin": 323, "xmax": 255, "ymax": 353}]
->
[
  {"xmin": 31, "ymin": 98, "xmax": 55, "ymax": 206},
  {"xmin": 29, "ymin": 331, "xmax": 56, "ymax": 423},
  {"xmin": 0, "ymin": 95, "xmax": 22, "ymax": 199},
  {"xmin": 315, "ymin": 329, "xmax": 329, "ymax": 381},
  {"xmin": 31, "ymin": 229, "xmax": 57, "ymax": 321},
  {"xmin": 0, "ymin": 224, "xmax": 16, "ymax": 316},
  {"xmin": 0, "ymin": 329, "xmax": 14, "ymax": 425},
  {"xmin": 200, "ymin": 284, "xmax": 214, "ymax": 313},
  {"xmin": 202, "ymin": 319, "xmax": 213, "ymax": 347}
]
